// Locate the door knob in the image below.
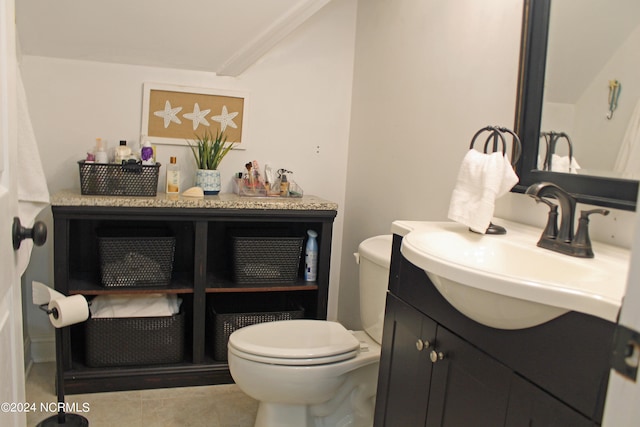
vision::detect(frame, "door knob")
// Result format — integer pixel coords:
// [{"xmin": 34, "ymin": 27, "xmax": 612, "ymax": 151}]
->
[{"xmin": 12, "ymin": 217, "xmax": 47, "ymax": 250}]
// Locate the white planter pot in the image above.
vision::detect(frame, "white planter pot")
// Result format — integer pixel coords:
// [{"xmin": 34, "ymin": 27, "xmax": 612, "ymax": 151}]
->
[{"xmin": 195, "ymin": 169, "xmax": 221, "ymax": 195}]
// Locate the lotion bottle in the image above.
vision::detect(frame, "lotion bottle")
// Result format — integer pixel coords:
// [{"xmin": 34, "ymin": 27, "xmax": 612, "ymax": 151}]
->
[
  {"xmin": 166, "ymin": 156, "xmax": 180, "ymax": 194},
  {"xmin": 141, "ymin": 141, "xmax": 154, "ymax": 165},
  {"xmin": 304, "ymin": 229, "xmax": 318, "ymax": 282}
]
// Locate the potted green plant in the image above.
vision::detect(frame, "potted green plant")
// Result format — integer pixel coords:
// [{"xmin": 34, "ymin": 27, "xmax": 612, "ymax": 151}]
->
[{"xmin": 188, "ymin": 130, "xmax": 235, "ymax": 195}]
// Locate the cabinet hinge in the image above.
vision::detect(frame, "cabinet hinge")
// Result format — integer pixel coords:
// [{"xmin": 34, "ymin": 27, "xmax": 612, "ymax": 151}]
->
[{"xmin": 612, "ymin": 323, "xmax": 640, "ymax": 382}]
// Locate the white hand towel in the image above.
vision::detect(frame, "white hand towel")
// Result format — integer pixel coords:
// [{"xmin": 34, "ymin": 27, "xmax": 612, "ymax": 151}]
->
[
  {"xmin": 16, "ymin": 70, "xmax": 50, "ymax": 276},
  {"xmin": 448, "ymin": 150, "xmax": 518, "ymax": 233},
  {"xmin": 90, "ymin": 294, "xmax": 182, "ymax": 318},
  {"xmin": 549, "ymin": 154, "xmax": 580, "ymax": 173},
  {"xmin": 537, "ymin": 154, "xmax": 581, "ymax": 173}
]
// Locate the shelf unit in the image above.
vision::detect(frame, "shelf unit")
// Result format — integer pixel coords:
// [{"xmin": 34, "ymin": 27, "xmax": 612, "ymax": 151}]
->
[{"xmin": 52, "ymin": 200, "xmax": 336, "ymax": 394}]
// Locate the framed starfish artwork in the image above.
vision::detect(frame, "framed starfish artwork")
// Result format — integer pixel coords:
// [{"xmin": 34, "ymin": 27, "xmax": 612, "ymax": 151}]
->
[{"xmin": 141, "ymin": 82, "xmax": 249, "ymax": 147}]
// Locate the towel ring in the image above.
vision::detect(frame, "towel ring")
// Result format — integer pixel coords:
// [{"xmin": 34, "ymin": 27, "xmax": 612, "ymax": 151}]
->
[
  {"xmin": 540, "ymin": 131, "xmax": 573, "ymax": 171},
  {"xmin": 467, "ymin": 125, "xmax": 523, "ymax": 236},
  {"xmin": 469, "ymin": 125, "xmax": 522, "ymax": 166}
]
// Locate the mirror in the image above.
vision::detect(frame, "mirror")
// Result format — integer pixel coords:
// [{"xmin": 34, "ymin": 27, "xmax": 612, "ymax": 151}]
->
[{"xmin": 513, "ymin": 0, "xmax": 639, "ymax": 211}]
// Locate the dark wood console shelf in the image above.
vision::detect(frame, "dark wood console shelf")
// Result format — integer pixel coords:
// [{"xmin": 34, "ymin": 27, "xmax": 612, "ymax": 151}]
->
[{"xmin": 52, "ymin": 190, "xmax": 337, "ymax": 394}]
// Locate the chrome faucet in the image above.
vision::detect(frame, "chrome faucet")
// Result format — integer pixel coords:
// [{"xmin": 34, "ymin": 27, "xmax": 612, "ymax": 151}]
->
[{"xmin": 525, "ymin": 182, "xmax": 608, "ymax": 258}]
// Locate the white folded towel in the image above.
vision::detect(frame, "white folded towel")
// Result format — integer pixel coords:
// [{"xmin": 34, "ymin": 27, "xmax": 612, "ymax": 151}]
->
[
  {"xmin": 90, "ymin": 294, "xmax": 182, "ymax": 318},
  {"xmin": 549, "ymin": 154, "xmax": 580, "ymax": 173},
  {"xmin": 448, "ymin": 150, "xmax": 518, "ymax": 233}
]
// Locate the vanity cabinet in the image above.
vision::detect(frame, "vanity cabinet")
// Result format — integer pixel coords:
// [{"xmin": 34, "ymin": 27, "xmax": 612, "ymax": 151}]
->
[
  {"xmin": 51, "ymin": 190, "xmax": 337, "ymax": 394},
  {"xmin": 374, "ymin": 235, "xmax": 613, "ymax": 426}
]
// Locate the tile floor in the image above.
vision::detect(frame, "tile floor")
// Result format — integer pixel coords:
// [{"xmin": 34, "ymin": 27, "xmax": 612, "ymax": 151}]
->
[{"xmin": 25, "ymin": 362, "xmax": 258, "ymax": 427}]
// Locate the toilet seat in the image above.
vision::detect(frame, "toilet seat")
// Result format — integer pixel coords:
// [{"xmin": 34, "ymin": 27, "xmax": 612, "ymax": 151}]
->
[{"xmin": 228, "ymin": 319, "xmax": 361, "ymax": 366}]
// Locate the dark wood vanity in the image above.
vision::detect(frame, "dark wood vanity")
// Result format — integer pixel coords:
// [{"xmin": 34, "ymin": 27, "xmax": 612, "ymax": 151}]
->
[
  {"xmin": 51, "ymin": 190, "xmax": 337, "ymax": 394},
  {"xmin": 374, "ymin": 234, "xmax": 615, "ymax": 426}
]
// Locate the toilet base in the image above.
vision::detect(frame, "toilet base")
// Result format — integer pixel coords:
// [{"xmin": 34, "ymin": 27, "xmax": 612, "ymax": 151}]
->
[
  {"xmin": 250, "ymin": 363, "xmax": 378, "ymax": 427},
  {"xmin": 255, "ymin": 403, "xmax": 309, "ymax": 427}
]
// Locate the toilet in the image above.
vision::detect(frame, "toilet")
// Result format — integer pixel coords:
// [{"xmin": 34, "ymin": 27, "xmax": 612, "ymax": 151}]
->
[{"xmin": 228, "ymin": 234, "xmax": 392, "ymax": 427}]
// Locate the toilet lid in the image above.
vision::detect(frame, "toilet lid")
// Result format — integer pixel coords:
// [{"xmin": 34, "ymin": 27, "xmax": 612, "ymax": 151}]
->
[{"xmin": 228, "ymin": 319, "xmax": 360, "ymax": 361}]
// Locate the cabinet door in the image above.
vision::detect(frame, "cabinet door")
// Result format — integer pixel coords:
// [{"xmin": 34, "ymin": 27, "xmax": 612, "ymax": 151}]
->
[
  {"xmin": 376, "ymin": 295, "xmax": 437, "ymax": 427},
  {"xmin": 426, "ymin": 327, "xmax": 512, "ymax": 427},
  {"xmin": 505, "ymin": 375, "xmax": 594, "ymax": 427}
]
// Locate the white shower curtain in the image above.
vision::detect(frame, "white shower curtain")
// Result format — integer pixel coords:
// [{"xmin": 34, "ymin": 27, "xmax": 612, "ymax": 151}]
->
[
  {"xmin": 16, "ymin": 70, "xmax": 50, "ymax": 276},
  {"xmin": 614, "ymin": 98, "xmax": 640, "ymax": 179}
]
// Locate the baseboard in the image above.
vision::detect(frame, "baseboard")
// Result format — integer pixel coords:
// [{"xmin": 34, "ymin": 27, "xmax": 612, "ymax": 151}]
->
[{"xmin": 30, "ymin": 335, "xmax": 55, "ymax": 363}]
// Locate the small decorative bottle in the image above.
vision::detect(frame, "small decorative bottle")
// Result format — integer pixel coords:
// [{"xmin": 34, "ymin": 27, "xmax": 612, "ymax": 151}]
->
[
  {"xmin": 115, "ymin": 140, "xmax": 132, "ymax": 164},
  {"xmin": 304, "ymin": 230, "xmax": 318, "ymax": 282},
  {"xmin": 94, "ymin": 138, "xmax": 108, "ymax": 163},
  {"xmin": 166, "ymin": 156, "xmax": 180, "ymax": 195}
]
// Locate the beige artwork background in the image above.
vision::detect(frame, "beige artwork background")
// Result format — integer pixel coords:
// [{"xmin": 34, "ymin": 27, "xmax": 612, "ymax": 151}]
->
[{"xmin": 145, "ymin": 86, "xmax": 245, "ymax": 144}]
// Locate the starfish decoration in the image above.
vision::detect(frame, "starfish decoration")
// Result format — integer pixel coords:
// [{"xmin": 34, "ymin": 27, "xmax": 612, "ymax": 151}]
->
[
  {"xmin": 211, "ymin": 105, "xmax": 239, "ymax": 132},
  {"xmin": 183, "ymin": 103, "xmax": 211, "ymax": 131},
  {"xmin": 154, "ymin": 100, "xmax": 182, "ymax": 128}
]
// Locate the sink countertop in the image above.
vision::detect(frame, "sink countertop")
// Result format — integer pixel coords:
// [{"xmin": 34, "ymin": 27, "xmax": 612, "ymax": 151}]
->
[
  {"xmin": 391, "ymin": 218, "xmax": 630, "ymax": 324},
  {"xmin": 50, "ymin": 189, "xmax": 338, "ymax": 211}
]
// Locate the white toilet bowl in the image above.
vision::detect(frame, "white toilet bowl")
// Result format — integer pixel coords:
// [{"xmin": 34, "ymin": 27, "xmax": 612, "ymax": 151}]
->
[
  {"xmin": 228, "ymin": 235, "xmax": 392, "ymax": 427},
  {"xmin": 228, "ymin": 320, "xmax": 381, "ymax": 427}
]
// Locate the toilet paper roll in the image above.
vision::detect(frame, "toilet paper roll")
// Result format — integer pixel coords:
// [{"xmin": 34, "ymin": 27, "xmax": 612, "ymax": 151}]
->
[{"xmin": 48, "ymin": 295, "xmax": 89, "ymax": 328}]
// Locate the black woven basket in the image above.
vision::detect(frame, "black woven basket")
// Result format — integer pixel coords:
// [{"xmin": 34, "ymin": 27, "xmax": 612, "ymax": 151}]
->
[
  {"xmin": 78, "ymin": 160, "xmax": 161, "ymax": 196},
  {"xmin": 231, "ymin": 234, "xmax": 304, "ymax": 284},
  {"xmin": 208, "ymin": 302, "xmax": 304, "ymax": 361},
  {"xmin": 98, "ymin": 228, "xmax": 175, "ymax": 287},
  {"xmin": 85, "ymin": 312, "xmax": 184, "ymax": 367}
]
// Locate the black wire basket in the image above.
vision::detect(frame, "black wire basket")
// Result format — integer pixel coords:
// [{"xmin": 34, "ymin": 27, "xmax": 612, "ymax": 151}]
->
[
  {"xmin": 98, "ymin": 228, "xmax": 175, "ymax": 287},
  {"xmin": 231, "ymin": 234, "xmax": 304, "ymax": 285},
  {"xmin": 85, "ymin": 312, "xmax": 185, "ymax": 367},
  {"xmin": 78, "ymin": 160, "xmax": 161, "ymax": 196},
  {"xmin": 208, "ymin": 301, "xmax": 304, "ymax": 361}
]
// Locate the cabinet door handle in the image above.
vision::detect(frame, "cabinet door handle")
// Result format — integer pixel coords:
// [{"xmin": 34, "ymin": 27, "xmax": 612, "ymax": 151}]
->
[
  {"xmin": 416, "ymin": 339, "xmax": 431, "ymax": 351},
  {"xmin": 430, "ymin": 350, "xmax": 444, "ymax": 363}
]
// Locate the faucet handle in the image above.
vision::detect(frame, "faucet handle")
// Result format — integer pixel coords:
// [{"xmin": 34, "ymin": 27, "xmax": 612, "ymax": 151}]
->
[
  {"xmin": 573, "ymin": 209, "xmax": 610, "ymax": 258},
  {"xmin": 580, "ymin": 208, "xmax": 610, "ymax": 219},
  {"xmin": 536, "ymin": 197, "xmax": 559, "ymax": 239}
]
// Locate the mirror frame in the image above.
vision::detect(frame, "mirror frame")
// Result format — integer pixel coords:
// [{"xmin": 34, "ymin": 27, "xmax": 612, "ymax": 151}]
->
[{"xmin": 512, "ymin": 0, "xmax": 638, "ymax": 211}]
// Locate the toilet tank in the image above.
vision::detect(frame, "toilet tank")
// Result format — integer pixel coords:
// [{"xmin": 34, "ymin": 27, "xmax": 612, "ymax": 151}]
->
[{"xmin": 355, "ymin": 235, "xmax": 392, "ymax": 344}]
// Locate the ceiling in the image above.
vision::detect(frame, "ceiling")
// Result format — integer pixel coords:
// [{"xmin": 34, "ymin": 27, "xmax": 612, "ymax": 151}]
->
[{"xmin": 15, "ymin": 0, "xmax": 330, "ymax": 76}]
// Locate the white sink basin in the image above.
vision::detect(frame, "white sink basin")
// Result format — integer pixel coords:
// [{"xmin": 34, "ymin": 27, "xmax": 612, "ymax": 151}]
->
[{"xmin": 394, "ymin": 219, "xmax": 629, "ymax": 329}]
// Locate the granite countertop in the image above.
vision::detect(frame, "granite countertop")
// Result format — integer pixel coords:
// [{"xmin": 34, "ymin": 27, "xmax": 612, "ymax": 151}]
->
[{"xmin": 50, "ymin": 189, "xmax": 338, "ymax": 211}]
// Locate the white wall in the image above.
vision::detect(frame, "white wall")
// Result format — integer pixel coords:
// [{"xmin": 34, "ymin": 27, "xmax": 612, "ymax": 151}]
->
[
  {"xmin": 542, "ymin": 24, "xmax": 640, "ymax": 173},
  {"xmin": 573, "ymin": 24, "xmax": 640, "ymax": 172},
  {"xmin": 338, "ymin": 0, "xmax": 524, "ymax": 328},
  {"xmin": 19, "ymin": 0, "xmax": 357, "ymax": 361}
]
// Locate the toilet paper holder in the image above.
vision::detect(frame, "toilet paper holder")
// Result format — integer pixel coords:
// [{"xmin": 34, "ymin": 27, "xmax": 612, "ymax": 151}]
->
[
  {"xmin": 38, "ymin": 303, "xmax": 59, "ymax": 318},
  {"xmin": 38, "ymin": 301, "xmax": 91, "ymax": 319},
  {"xmin": 34, "ymin": 296, "xmax": 90, "ymax": 427}
]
